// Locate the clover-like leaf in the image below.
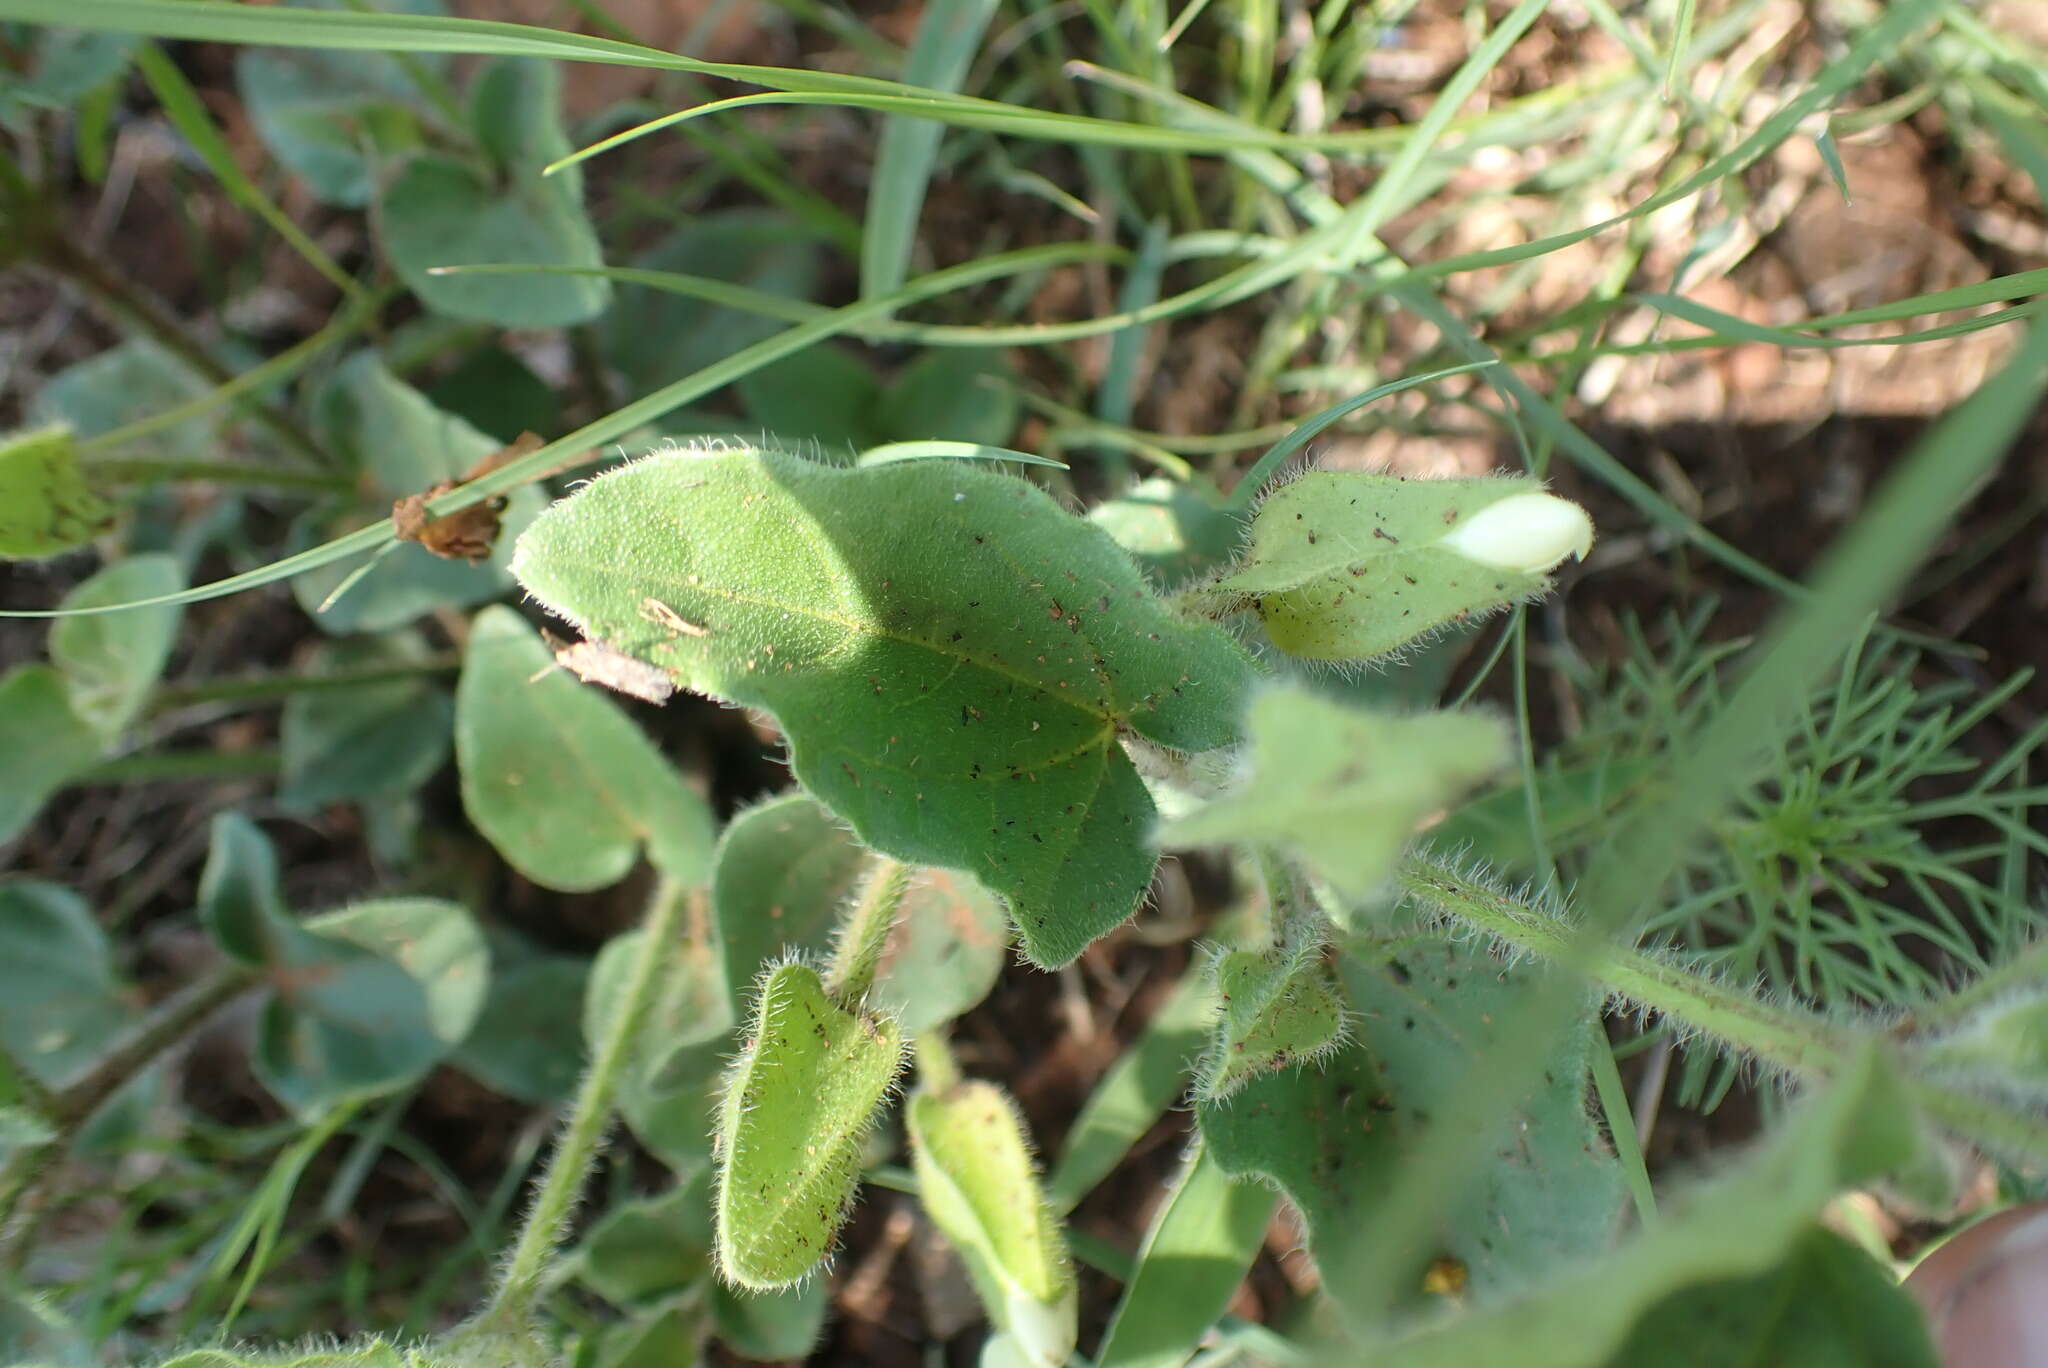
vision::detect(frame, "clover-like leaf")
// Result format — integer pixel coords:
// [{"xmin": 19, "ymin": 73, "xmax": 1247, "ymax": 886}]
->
[
  {"xmin": 378, "ymin": 58, "xmax": 608, "ymax": 327},
  {"xmin": 1194, "ymin": 473, "xmax": 1590, "ymax": 660},
  {"xmin": 713, "ymin": 961, "xmax": 905, "ymax": 1289},
  {"xmin": 457, "ymin": 605, "xmax": 715, "ymax": 892},
  {"xmin": 253, "ymin": 898, "xmax": 489, "ymax": 1118},
  {"xmin": 875, "ymin": 867, "xmax": 1009, "ymax": 1034},
  {"xmin": 49, "ymin": 553, "xmax": 182, "ymax": 738},
  {"xmin": 454, "ymin": 948, "xmax": 589, "ymax": 1104},
  {"xmin": 711, "ymin": 794, "xmax": 869, "ymax": 1004},
  {"xmin": 0, "ymin": 427, "xmax": 111, "ymax": 560},
  {"xmin": 0, "ymin": 665, "xmax": 102, "ymax": 843},
  {"xmin": 512, "ymin": 447, "xmax": 1255, "ymax": 967},
  {"xmin": 0, "ymin": 879, "xmax": 131, "ymax": 1085},
  {"xmin": 576, "ymin": 1172, "xmax": 714, "ymax": 1308},
  {"xmin": 708, "ymin": 1277, "xmax": 830, "ymax": 1361},
  {"xmin": 236, "ymin": 0, "xmax": 445, "ymax": 207},
  {"xmin": 1161, "ymin": 687, "xmax": 1507, "ymax": 896},
  {"xmin": 282, "ymin": 635, "xmax": 451, "ymax": 812},
  {"xmin": 196, "ymin": 811, "xmax": 293, "ymax": 966},
  {"xmin": 1198, "ymin": 920, "xmax": 1345, "ymax": 1102},
  {"xmin": 908, "ymin": 1080, "xmax": 1076, "ymax": 1367},
  {"xmin": 1089, "ymin": 477, "xmax": 1243, "ymax": 587}
]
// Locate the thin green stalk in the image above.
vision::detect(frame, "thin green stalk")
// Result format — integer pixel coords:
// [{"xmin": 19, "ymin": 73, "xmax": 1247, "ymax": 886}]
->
[
  {"xmin": 1588, "ymin": 1037, "xmax": 1658, "ymax": 1230},
  {"xmin": 914, "ymin": 1031, "xmax": 962, "ymax": 1092},
  {"xmin": 67, "ymin": 749, "xmax": 282, "ymax": 787},
  {"xmin": 481, "ymin": 876, "xmax": 697, "ymax": 1326},
  {"xmin": 826, "ymin": 857, "xmax": 912, "ymax": 1005}
]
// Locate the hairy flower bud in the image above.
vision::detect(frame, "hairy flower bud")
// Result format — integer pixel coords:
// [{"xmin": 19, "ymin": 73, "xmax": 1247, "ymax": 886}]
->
[{"xmin": 1439, "ymin": 491, "xmax": 1594, "ymax": 573}]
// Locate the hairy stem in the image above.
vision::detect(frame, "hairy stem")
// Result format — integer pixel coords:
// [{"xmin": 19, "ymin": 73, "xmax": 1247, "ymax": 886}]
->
[
  {"xmin": 1396, "ymin": 851, "xmax": 1851, "ymax": 1079},
  {"xmin": 0, "ymin": 961, "xmax": 259, "ymax": 1263},
  {"xmin": 484, "ymin": 876, "xmax": 695, "ymax": 1324},
  {"xmin": 826, "ymin": 857, "xmax": 911, "ymax": 1006}
]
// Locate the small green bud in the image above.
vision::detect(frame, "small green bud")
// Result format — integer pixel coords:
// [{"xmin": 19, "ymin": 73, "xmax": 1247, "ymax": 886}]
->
[{"xmin": 1438, "ymin": 491, "xmax": 1594, "ymax": 572}]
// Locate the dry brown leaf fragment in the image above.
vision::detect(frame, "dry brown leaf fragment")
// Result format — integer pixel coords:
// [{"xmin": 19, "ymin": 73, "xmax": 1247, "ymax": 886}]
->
[
  {"xmin": 538, "ymin": 629, "xmax": 677, "ymax": 704},
  {"xmin": 392, "ymin": 431, "xmax": 545, "ymax": 563}
]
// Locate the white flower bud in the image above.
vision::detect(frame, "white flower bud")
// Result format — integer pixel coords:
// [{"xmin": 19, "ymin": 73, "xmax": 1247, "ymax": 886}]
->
[{"xmin": 1439, "ymin": 491, "xmax": 1593, "ymax": 573}]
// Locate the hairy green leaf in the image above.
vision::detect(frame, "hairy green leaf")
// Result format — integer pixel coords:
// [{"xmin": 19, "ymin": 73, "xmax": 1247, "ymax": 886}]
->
[
  {"xmin": 908, "ymin": 1080, "xmax": 1075, "ymax": 1367},
  {"xmin": 0, "ymin": 427, "xmax": 111, "ymax": 559},
  {"xmin": 379, "ymin": 58, "xmax": 607, "ymax": 326},
  {"xmin": 456, "ymin": 605, "xmax": 714, "ymax": 891},
  {"xmin": 1341, "ymin": 938, "xmax": 1623, "ymax": 1301},
  {"xmin": 710, "ymin": 793, "xmax": 1007, "ymax": 1030},
  {"xmin": 1596, "ymin": 1227, "xmax": 1936, "ymax": 1368},
  {"xmin": 875, "ymin": 866, "xmax": 1008, "ymax": 1034},
  {"xmin": 1161, "ymin": 687, "xmax": 1506, "ymax": 896},
  {"xmin": 711, "ymin": 793, "xmax": 869, "ymax": 1004},
  {"xmin": 253, "ymin": 898, "xmax": 489, "ymax": 1117},
  {"xmin": 1199, "ymin": 920, "xmax": 1345, "ymax": 1102},
  {"xmin": 1195, "ymin": 473, "xmax": 1585, "ymax": 660},
  {"xmin": 512, "ymin": 447, "xmax": 1255, "ymax": 966},
  {"xmin": 0, "ymin": 665, "xmax": 103, "ymax": 843},
  {"xmin": 713, "ymin": 961, "xmax": 904, "ymax": 1289},
  {"xmin": 49, "ymin": 553, "xmax": 182, "ymax": 737},
  {"xmin": 1095, "ymin": 1139, "xmax": 1277, "ymax": 1368},
  {"xmin": 1379, "ymin": 1047, "xmax": 1918, "ymax": 1366},
  {"xmin": 1199, "ymin": 1040, "xmax": 1397, "ymax": 1319}
]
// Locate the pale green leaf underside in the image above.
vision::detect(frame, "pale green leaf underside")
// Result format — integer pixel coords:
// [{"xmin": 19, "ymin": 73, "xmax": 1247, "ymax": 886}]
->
[
  {"xmin": 512, "ymin": 447, "xmax": 1254, "ymax": 966},
  {"xmin": 1201, "ymin": 473, "xmax": 1555, "ymax": 660},
  {"xmin": 1162, "ymin": 687, "xmax": 1507, "ymax": 896},
  {"xmin": 714, "ymin": 962, "xmax": 904, "ymax": 1289}
]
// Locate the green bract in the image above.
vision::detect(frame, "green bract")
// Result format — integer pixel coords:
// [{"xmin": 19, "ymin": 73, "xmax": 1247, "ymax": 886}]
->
[
  {"xmin": 1198, "ymin": 920, "xmax": 1345, "ymax": 1101},
  {"xmin": 511, "ymin": 446, "xmax": 1256, "ymax": 967},
  {"xmin": 713, "ymin": 961, "xmax": 905, "ymax": 1289},
  {"xmin": 0, "ymin": 426, "xmax": 109, "ymax": 560},
  {"xmin": 1193, "ymin": 472, "xmax": 1590, "ymax": 660}
]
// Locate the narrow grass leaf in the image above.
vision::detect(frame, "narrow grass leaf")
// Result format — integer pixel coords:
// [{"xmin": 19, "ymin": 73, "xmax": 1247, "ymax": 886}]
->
[{"xmin": 861, "ymin": 0, "xmax": 1001, "ymax": 305}]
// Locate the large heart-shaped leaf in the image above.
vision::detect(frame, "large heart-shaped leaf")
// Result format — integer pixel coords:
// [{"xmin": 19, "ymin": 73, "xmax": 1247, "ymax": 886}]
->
[
  {"xmin": 511, "ymin": 447, "xmax": 1255, "ymax": 966},
  {"xmin": 457, "ymin": 606, "xmax": 714, "ymax": 891}
]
